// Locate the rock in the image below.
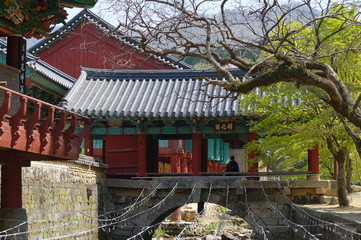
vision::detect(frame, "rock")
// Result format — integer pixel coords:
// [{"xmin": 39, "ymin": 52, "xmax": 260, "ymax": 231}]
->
[
  {"xmin": 320, "ymin": 196, "xmax": 332, "ymax": 204},
  {"xmin": 328, "ymin": 196, "xmax": 353, "ymax": 205},
  {"xmin": 231, "ymin": 216, "xmax": 246, "ymax": 225},
  {"xmin": 182, "ymin": 209, "xmax": 198, "ymax": 222},
  {"xmin": 221, "ymin": 233, "xmax": 239, "ymax": 240},
  {"xmin": 205, "ymin": 235, "xmax": 220, "ymax": 240},
  {"xmin": 329, "ymin": 197, "xmax": 339, "ymax": 205},
  {"xmin": 351, "ymin": 185, "xmax": 361, "ymax": 193}
]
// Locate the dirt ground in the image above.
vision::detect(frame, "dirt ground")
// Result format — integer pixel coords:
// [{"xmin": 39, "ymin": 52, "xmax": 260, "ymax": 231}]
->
[{"xmin": 302, "ymin": 189, "xmax": 361, "ymax": 223}]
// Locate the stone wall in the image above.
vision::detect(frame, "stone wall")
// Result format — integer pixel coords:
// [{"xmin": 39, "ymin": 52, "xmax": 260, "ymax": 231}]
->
[
  {"xmin": 1, "ymin": 155, "xmax": 105, "ymax": 239},
  {"xmin": 292, "ymin": 206, "xmax": 361, "ymax": 240}
]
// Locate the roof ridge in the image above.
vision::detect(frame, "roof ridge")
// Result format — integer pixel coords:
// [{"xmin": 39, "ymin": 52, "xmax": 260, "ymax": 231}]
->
[{"xmin": 81, "ymin": 67, "xmax": 245, "ymax": 82}]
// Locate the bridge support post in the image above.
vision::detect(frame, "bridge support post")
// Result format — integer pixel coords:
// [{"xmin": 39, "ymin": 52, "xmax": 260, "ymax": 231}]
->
[
  {"xmin": 138, "ymin": 134, "xmax": 147, "ymax": 177},
  {"xmin": 197, "ymin": 202, "xmax": 205, "ymax": 214},
  {"xmin": 0, "ymin": 160, "xmax": 28, "ymax": 239},
  {"xmin": 247, "ymin": 132, "xmax": 259, "ymax": 180},
  {"xmin": 307, "ymin": 145, "xmax": 320, "ymax": 180}
]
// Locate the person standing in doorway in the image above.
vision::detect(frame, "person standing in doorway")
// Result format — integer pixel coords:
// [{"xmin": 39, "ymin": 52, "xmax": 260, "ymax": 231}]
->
[{"xmin": 225, "ymin": 156, "xmax": 239, "ymax": 172}]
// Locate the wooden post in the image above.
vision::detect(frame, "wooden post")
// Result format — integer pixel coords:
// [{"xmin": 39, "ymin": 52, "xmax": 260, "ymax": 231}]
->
[
  {"xmin": 247, "ymin": 132, "xmax": 259, "ymax": 180},
  {"xmin": 6, "ymin": 36, "xmax": 26, "ymax": 93},
  {"xmin": 0, "ymin": 158, "xmax": 28, "ymax": 238},
  {"xmin": 1, "ymin": 161, "xmax": 22, "ymax": 208},
  {"xmin": 84, "ymin": 134, "xmax": 93, "ymax": 156},
  {"xmin": 201, "ymin": 137, "xmax": 208, "ymax": 172},
  {"xmin": 138, "ymin": 134, "xmax": 147, "ymax": 177},
  {"xmin": 192, "ymin": 133, "xmax": 202, "ymax": 176},
  {"xmin": 307, "ymin": 145, "xmax": 320, "ymax": 180},
  {"xmin": 146, "ymin": 135, "xmax": 158, "ymax": 173}
]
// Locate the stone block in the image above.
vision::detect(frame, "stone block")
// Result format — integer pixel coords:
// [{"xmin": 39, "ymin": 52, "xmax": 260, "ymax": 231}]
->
[{"xmin": 288, "ymin": 180, "xmax": 329, "ymax": 188}]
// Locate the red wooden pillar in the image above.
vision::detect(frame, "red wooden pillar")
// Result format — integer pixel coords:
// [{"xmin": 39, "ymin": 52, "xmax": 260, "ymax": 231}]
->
[
  {"xmin": 247, "ymin": 132, "xmax": 259, "ymax": 180},
  {"xmin": 201, "ymin": 137, "xmax": 208, "ymax": 173},
  {"xmin": 0, "ymin": 160, "xmax": 28, "ymax": 236},
  {"xmin": 333, "ymin": 158, "xmax": 338, "ymax": 180},
  {"xmin": 187, "ymin": 152, "xmax": 192, "ymax": 173},
  {"xmin": 181, "ymin": 157, "xmax": 188, "ymax": 173},
  {"xmin": 307, "ymin": 145, "xmax": 320, "ymax": 180},
  {"xmin": 192, "ymin": 133, "xmax": 202, "ymax": 176},
  {"xmin": 1, "ymin": 162, "xmax": 22, "ymax": 208},
  {"xmin": 84, "ymin": 134, "xmax": 93, "ymax": 156},
  {"xmin": 138, "ymin": 134, "xmax": 147, "ymax": 177},
  {"xmin": 171, "ymin": 154, "xmax": 181, "ymax": 173}
]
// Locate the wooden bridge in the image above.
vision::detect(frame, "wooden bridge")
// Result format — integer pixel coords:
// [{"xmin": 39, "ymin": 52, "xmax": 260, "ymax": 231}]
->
[{"xmin": 0, "ymin": 84, "xmax": 91, "ymax": 235}]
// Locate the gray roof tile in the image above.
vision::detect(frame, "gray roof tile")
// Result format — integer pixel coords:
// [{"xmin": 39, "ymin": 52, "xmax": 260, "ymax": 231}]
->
[{"xmin": 62, "ymin": 68, "xmax": 245, "ymax": 118}]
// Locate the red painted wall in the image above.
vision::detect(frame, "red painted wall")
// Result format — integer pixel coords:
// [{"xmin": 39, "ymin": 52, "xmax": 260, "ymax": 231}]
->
[
  {"xmin": 104, "ymin": 135, "xmax": 139, "ymax": 173},
  {"xmin": 37, "ymin": 22, "xmax": 174, "ymax": 78}
]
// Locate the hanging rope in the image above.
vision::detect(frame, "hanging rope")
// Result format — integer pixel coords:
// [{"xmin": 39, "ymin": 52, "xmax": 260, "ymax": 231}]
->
[
  {"xmin": 126, "ymin": 183, "xmax": 197, "ymax": 240},
  {"xmin": 175, "ymin": 182, "xmax": 213, "ymax": 239},
  {"xmin": 243, "ymin": 183, "xmax": 269, "ymax": 240},
  {"xmin": 213, "ymin": 182, "xmax": 230, "ymax": 238},
  {"xmin": 277, "ymin": 182, "xmax": 361, "ymax": 239},
  {"xmin": 260, "ymin": 182, "xmax": 319, "ymax": 240}
]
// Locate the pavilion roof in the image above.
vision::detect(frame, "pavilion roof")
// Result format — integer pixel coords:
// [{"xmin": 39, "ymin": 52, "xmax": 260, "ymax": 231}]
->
[
  {"xmin": 28, "ymin": 9, "xmax": 193, "ymax": 70},
  {"xmin": 61, "ymin": 68, "xmax": 245, "ymax": 119},
  {"xmin": 0, "ymin": 39, "xmax": 75, "ymax": 89}
]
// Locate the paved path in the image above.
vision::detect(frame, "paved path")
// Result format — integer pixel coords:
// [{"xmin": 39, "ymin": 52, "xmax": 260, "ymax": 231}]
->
[{"xmin": 301, "ymin": 191, "xmax": 361, "ymax": 223}]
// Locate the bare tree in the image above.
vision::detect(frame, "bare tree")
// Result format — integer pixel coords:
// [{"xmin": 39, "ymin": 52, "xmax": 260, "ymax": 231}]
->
[
  {"xmin": 101, "ymin": 0, "xmax": 361, "ymax": 206},
  {"xmin": 103, "ymin": 0, "xmax": 361, "ymax": 126}
]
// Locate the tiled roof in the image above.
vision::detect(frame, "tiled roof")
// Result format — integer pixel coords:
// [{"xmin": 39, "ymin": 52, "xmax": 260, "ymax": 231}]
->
[
  {"xmin": 61, "ymin": 68, "xmax": 245, "ymax": 118},
  {"xmin": 0, "ymin": 39, "xmax": 75, "ymax": 89},
  {"xmin": 28, "ymin": 9, "xmax": 193, "ymax": 70}
]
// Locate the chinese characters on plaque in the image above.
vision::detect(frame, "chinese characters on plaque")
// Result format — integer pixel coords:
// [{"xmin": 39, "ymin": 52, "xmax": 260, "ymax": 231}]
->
[{"xmin": 214, "ymin": 122, "xmax": 234, "ymax": 131}]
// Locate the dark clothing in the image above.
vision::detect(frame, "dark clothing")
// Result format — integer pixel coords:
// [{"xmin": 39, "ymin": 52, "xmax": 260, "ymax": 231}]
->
[{"xmin": 225, "ymin": 160, "xmax": 239, "ymax": 172}]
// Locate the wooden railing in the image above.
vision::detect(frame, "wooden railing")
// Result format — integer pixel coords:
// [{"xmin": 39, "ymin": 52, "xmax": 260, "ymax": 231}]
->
[{"xmin": 0, "ymin": 85, "xmax": 92, "ymax": 160}]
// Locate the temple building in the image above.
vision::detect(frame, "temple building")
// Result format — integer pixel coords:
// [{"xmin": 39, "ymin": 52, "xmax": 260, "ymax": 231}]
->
[{"xmin": 61, "ymin": 67, "xmax": 260, "ymax": 176}]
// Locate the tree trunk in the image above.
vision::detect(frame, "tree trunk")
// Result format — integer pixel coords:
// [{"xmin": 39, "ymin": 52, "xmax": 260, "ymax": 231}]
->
[
  {"xmin": 326, "ymin": 136, "xmax": 350, "ymax": 207},
  {"xmin": 346, "ymin": 155, "xmax": 353, "ymax": 193},
  {"xmin": 337, "ymin": 157, "xmax": 350, "ymax": 207}
]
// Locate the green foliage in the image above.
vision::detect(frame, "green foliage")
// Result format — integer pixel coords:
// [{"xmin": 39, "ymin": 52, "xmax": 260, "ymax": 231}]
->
[
  {"xmin": 275, "ymin": 3, "xmax": 361, "ymax": 89},
  {"xmin": 240, "ymin": 4, "xmax": 361, "ymax": 176},
  {"xmin": 220, "ymin": 206, "xmax": 227, "ymax": 214},
  {"xmin": 208, "ymin": 223, "xmax": 218, "ymax": 231},
  {"xmin": 240, "ymin": 82, "xmax": 353, "ymax": 175},
  {"xmin": 153, "ymin": 227, "xmax": 166, "ymax": 237}
]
